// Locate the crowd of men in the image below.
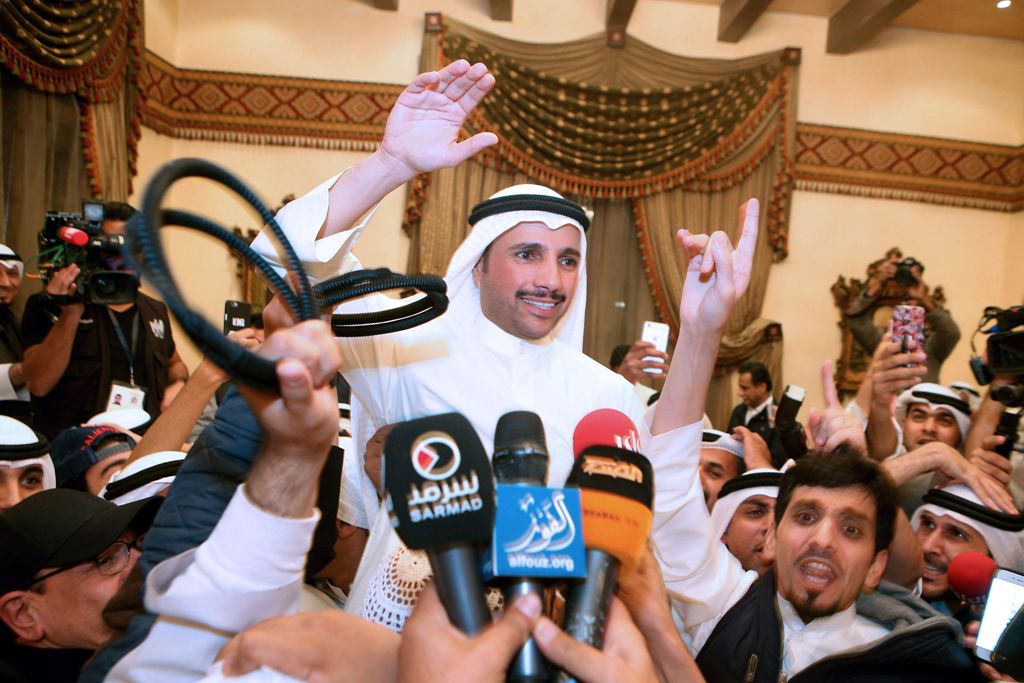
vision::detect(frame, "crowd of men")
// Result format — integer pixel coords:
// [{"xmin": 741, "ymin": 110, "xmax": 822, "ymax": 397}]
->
[{"xmin": 0, "ymin": 58, "xmax": 1022, "ymax": 683}]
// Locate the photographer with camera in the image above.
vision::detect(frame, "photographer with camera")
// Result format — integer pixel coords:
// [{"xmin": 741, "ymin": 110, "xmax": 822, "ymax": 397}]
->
[
  {"xmin": 20, "ymin": 203, "xmax": 188, "ymax": 442},
  {"xmin": 847, "ymin": 255, "xmax": 960, "ymax": 383}
]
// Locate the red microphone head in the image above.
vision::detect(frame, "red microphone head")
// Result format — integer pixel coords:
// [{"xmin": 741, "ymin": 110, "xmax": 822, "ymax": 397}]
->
[
  {"xmin": 572, "ymin": 409, "xmax": 641, "ymax": 458},
  {"xmin": 57, "ymin": 226, "xmax": 89, "ymax": 247},
  {"xmin": 947, "ymin": 551, "xmax": 997, "ymax": 604}
]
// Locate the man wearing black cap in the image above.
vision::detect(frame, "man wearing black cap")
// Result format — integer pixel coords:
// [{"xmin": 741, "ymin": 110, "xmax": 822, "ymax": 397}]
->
[
  {"xmin": 0, "ymin": 488, "xmax": 160, "ymax": 682},
  {"xmin": 50, "ymin": 424, "xmax": 137, "ymax": 495}
]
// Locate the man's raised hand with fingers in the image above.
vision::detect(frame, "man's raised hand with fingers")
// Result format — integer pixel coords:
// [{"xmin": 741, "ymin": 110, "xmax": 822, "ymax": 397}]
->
[
  {"xmin": 653, "ymin": 199, "xmax": 759, "ymax": 436},
  {"xmin": 865, "ymin": 333, "xmax": 928, "ymax": 460},
  {"xmin": 317, "ymin": 60, "xmax": 498, "ymax": 241},
  {"xmin": 104, "ymin": 318, "xmax": 345, "ymax": 681},
  {"xmin": 806, "ymin": 359, "xmax": 867, "ymax": 456},
  {"xmin": 238, "ymin": 319, "xmax": 342, "ymax": 519},
  {"xmin": 397, "ymin": 582, "xmax": 541, "ymax": 683}
]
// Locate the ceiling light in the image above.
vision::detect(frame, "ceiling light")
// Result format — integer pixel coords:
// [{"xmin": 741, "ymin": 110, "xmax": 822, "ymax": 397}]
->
[{"xmin": 996, "ymin": 0, "xmax": 1011, "ymax": 8}]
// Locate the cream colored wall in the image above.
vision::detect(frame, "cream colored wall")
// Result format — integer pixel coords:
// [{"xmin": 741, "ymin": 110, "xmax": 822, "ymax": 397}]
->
[
  {"xmin": 137, "ymin": 0, "xmax": 1024, "ymax": 406},
  {"xmin": 760, "ymin": 192, "xmax": 1018, "ymax": 412}
]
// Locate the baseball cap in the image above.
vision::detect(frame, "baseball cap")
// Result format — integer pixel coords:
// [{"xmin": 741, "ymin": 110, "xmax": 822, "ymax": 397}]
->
[
  {"xmin": 50, "ymin": 426, "xmax": 137, "ymax": 488},
  {"xmin": 0, "ymin": 488, "xmax": 161, "ymax": 595}
]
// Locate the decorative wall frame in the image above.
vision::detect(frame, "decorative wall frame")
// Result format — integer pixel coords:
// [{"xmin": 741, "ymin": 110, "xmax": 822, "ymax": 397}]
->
[{"xmin": 831, "ymin": 247, "xmax": 947, "ymax": 400}]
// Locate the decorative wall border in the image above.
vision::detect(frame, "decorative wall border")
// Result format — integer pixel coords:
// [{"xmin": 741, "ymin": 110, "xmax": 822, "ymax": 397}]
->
[
  {"xmin": 794, "ymin": 123, "xmax": 1023, "ymax": 212},
  {"xmin": 137, "ymin": 49, "xmax": 1023, "ymax": 213},
  {"xmin": 138, "ymin": 51, "xmax": 402, "ymax": 151}
]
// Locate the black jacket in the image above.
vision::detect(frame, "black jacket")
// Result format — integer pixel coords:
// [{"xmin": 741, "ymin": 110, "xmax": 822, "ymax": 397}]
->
[
  {"xmin": 726, "ymin": 402, "xmax": 789, "ymax": 468},
  {"xmin": 695, "ymin": 568, "xmax": 983, "ymax": 683},
  {"xmin": 21, "ymin": 292, "xmax": 176, "ymax": 440}
]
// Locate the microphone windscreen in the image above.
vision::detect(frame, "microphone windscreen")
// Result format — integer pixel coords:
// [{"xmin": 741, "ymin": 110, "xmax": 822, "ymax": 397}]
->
[
  {"xmin": 383, "ymin": 413, "xmax": 495, "ymax": 551},
  {"xmin": 492, "ymin": 411, "xmax": 548, "ymax": 485},
  {"xmin": 58, "ymin": 226, "xmax": 89, "ymax": 247},
  {"xmin": 569, "ymin": 445, "xmax": 654, "ymax": 567},
  {"xmin": 948, "ymin": 551, "xmax": 997, "ymax": 603},
  {"xmin": 572, "ymin": 409, "xmax": 641, "ymax": 457}
]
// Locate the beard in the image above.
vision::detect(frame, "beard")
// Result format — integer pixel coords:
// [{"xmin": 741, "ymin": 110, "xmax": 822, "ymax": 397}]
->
[{"xmin": 793, "ymin": 592, "xmax": 843, "ymax": 623}]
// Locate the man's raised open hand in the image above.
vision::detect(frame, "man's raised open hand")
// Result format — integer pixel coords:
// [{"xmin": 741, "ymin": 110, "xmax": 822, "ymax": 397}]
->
[{"xmin": 378, "ymin": 59, "xmax": 499, "ymax": 183}]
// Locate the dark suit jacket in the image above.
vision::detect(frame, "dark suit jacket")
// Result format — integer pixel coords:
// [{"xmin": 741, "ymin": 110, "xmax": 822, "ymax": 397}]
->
[{"xmin": 726, "ymin": 402, "xmax": 789, "ymax": 468}]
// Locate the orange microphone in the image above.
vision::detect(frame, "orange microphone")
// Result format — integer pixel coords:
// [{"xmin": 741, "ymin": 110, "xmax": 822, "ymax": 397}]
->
[{"xmin": 558, "ymin": 410, "xmax": 653, "ymax": 682}]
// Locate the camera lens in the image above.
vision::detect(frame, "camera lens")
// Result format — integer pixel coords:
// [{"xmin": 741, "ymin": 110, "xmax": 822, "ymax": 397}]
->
[
  {"xmin": 92, "ymin": 275, "xmax": 119, "ymax": 298},
  {"xmin": 86, "ymin": 271, "xmax": 137, "ymax": 305}
]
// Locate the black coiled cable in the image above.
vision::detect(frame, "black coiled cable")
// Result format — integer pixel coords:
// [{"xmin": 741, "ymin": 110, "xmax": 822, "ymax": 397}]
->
[{"xmin": 129, "ymin": 158, "xmax": 448, "ymax": 393}]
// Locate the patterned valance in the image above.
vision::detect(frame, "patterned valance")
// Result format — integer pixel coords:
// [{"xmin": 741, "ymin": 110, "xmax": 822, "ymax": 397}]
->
[
  {"xmin": 447, "ymin": 30, "xmax": 782, "ymax": 183},
  {"xmin": 434, "ymin": 18, "xmax": 797, "ymax": 261},
  {"xmin": 0, "ymin": 0, "xmax": 142, "ymax": 102}
]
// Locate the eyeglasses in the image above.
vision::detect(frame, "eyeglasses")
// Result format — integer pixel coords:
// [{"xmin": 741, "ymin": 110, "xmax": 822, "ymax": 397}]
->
[{"xmin": 30, "ymin": 535, "xmax": 144, "ymax": 586}]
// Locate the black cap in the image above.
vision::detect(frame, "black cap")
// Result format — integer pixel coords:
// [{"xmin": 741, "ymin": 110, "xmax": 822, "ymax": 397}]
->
[
  {"xmin": 0, "ymin": 489, "xmax": 162, "ymax": 595},
  {"xmin": 51, "ymin": 426, "xmax": 136, "ymax": 488}
]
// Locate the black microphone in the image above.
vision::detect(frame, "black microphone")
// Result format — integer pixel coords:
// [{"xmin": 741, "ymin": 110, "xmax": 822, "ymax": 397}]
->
[
  {"xmin": 557, "ymin": 439, "xmax": 654, "ymax": 683},
  {"xmin": 493, "ymin": 411, "xmax": 551, "ymax": 683},
  {"xmin": 383, "ymin": 413, "xmax": 496, "ymax": 635}
]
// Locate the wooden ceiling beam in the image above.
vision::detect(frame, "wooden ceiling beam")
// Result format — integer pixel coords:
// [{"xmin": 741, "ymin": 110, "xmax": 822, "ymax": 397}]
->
[
  {"xmin": 718, "ymin": 0, "xmax": 773, "ymax": 43},
  {"xmin": 827, "ymin": 0, "xmax": 920, "ymax": 54},
  {"xmin": 491, "ymin": 0, "xmax": 512, "ymax": 22},
  {"xmin": 607, "ymin": 0, "xmax": 638, "ymax": 47}
]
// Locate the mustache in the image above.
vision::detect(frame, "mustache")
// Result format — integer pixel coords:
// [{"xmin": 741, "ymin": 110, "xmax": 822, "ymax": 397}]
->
[
  {"xmin": 516, "ymin": 290, "xmax": 566, "ymax": 303},
  {"xmin": 796, "ymin": 548, "xmax": 834, "ymax": 564},
  {"xmin": 923, "ymin": 552, "xmax": 948, "ymax": 574}
]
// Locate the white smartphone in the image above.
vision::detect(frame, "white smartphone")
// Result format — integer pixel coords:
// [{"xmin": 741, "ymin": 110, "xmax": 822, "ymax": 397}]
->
[
  {"xmin": 641, "ymin": 321, "xmax": 670, "ymax": 375},
  {"xmin": 976, "ymin": 568, "xmax": 1024, "ymax": 662}
]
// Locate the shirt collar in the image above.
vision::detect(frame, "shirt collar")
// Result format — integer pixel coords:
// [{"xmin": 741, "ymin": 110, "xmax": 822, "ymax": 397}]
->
[
  {"xmin": 472, "ymin": 308, "xmax": 555, "ymax": 358},
  {"xmin": 747, "ymin": 395, "xmax": 773, "ymax": 419},
  {"xmin": 776, "ymin": 591, "xmax": 858, "ymax": 634}
]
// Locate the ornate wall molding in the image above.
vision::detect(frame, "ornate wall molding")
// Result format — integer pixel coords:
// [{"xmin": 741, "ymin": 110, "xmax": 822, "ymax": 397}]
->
[
  {"xmin": 138, "ymin": 51, "xmax": 402, "ymax": 151},
  {"xmin": 137, "ymin": 49, "xmax": 1023, "ymax": 213},
  {"xmin": 795, "ymin": 123, "xmax": 1023, "ymax": 212}
]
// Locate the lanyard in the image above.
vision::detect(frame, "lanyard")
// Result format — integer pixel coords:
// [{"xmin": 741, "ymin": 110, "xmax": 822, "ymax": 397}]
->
[{"xmin": 106, "ymin": 308, "xmax": 140, "ymax": 386}]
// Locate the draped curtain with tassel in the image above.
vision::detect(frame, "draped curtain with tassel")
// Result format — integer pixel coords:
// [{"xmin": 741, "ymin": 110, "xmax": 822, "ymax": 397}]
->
[
  {"xmin": 405, "ymin": 18, "xmax": 797, "ymax": 427},
  {"xmin": 0, "ymin": 0, "xmax": 142, "ymax": 306}
]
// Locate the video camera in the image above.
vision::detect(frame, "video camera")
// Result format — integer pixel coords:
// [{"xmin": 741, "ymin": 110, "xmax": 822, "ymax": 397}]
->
[
  {"xmin": 39, "ymin": 201, "xmax": 138, "ymax": 305},
  {"xmin": 971, "ymin": 305, "xmax": 1024, "ymax": 407}
]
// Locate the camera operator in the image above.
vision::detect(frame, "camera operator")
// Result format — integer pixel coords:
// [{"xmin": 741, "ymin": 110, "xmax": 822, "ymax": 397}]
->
[
  {"xmin": 99, "ymin": 202, "xmax": 135, "ymax": 236},
  {"xmin": 0, "ymin": 245, "xmax": 30, "ymax": 422},
  {"xmin": 847, "ymin": 255, "xmax": 960, "ymax": 383},
  {"xmin": 20, "ymin": 205, "xmax": 188, "ymax": 442}
]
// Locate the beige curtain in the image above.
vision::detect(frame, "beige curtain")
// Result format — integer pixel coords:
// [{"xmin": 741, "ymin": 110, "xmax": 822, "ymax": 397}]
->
[
  {"xmin": 582, "ymin": 199, "xmax": 658, "ymax": 374},
  {"xmin": 0, "ymin": 0, "xmax": 143, "ymax": 204},
  {"xmin": 89, "ymin": 81, "xmax": 135, "ymax": 201},
  {"xmin": 0, "ymin": 70, "xmax": 86, "ymax": 309},
  {"xmin": 407, "ymin": 18, "xmax": 797, "ymax": 424}
]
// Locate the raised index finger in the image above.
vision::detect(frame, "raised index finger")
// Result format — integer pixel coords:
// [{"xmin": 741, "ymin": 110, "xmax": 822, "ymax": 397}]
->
[
  {"xmin": 821, "ymin": 359, "xmax": 840, "ymax": 409},
  {"xmin": 733, "ymin": 198, "xmax": 759, "ymax": 293}
]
